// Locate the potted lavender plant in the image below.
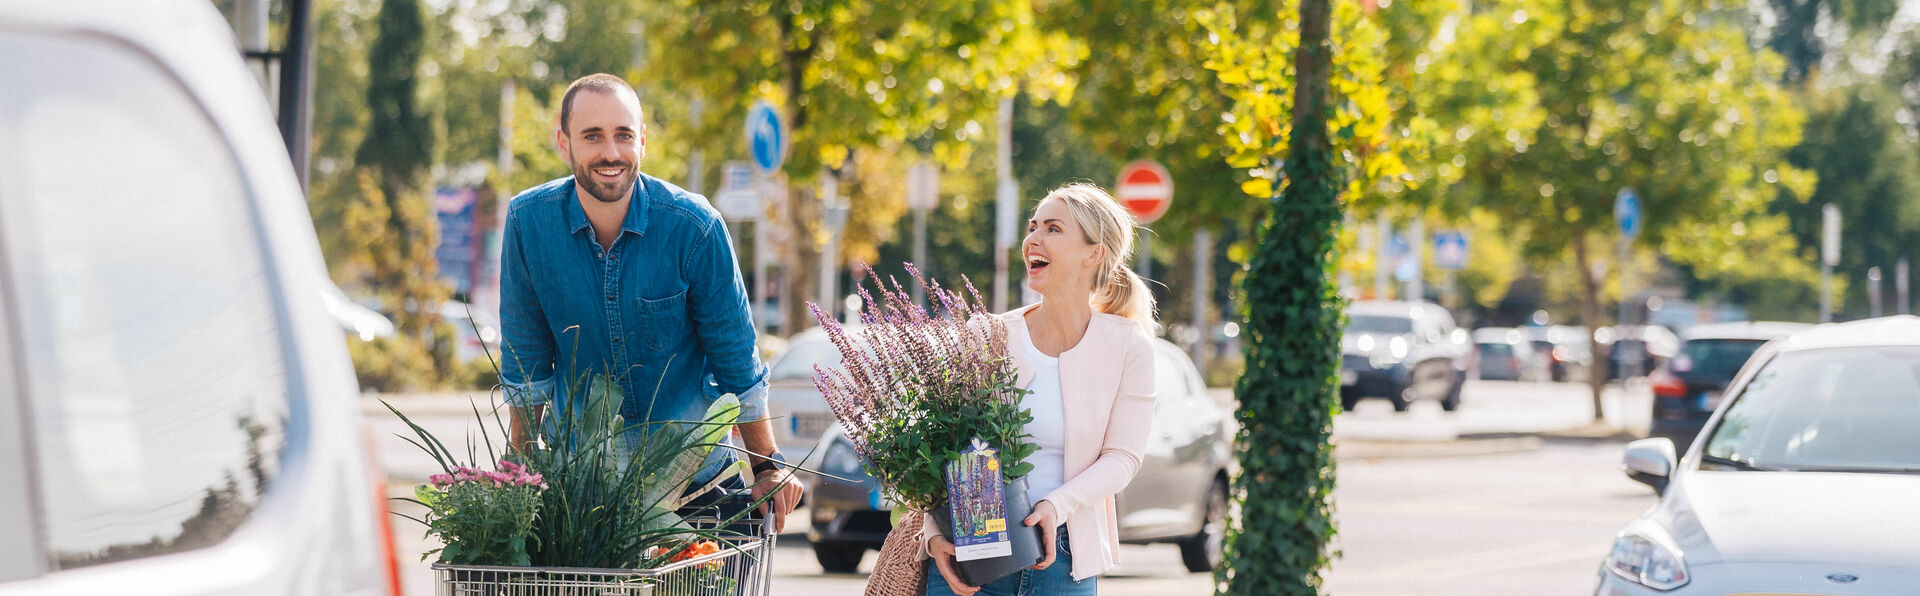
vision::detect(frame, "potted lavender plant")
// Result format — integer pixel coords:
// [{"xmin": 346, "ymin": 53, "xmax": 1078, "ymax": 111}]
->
[{"xmin": 809, "ymin": 264, "xmax": 1044, "ymax": 586}]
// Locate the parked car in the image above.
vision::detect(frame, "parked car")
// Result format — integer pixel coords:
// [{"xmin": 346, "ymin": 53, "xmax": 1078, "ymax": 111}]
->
[
  {"xmin": 807, "ymin": 338, "xmax": 1233, "ymax": 574},
  {"xmin": 1601, "ymin": 325, "xmax": 1679, "ymax": 380},
  {"xmin": 440, "ymin": 300, "xmax": 501, "ymax": 364},
  {"xmin": 1527, "ymin": 325, "xmax": 1591, "ymax": 382},
  {"xmin": 321, "ymin": 282, "xmax": 397, "ymax": 342},
  {"xmin": 1646, "ymin": 321, "xmax": 1811, "ymax": 454},
  {"xmin": 1470, "ymin": 327, "xmax": 1547, "ymax": 381},
  {"xmin": 0, "ymin": 1, "xmax": 398, "ymax": 591},
  {"xmin": 1339, "ymin": 301, "xmax": 1470, "ymax": 411},
  {"xmin": 764, "ymin": 326, "xmax": 854, "ymax": 488},
  {"xmin": 1600, "ymin": 316, "xmax": 1920, "ymax": 594}
]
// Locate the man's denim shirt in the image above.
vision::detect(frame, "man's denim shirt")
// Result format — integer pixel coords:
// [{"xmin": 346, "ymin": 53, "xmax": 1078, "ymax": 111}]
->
[{"xmin": 499, "ymin": 174, "xmax": 767, "ymax": 482}]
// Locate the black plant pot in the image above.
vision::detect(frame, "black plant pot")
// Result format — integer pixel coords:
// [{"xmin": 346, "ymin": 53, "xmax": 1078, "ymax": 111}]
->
[{"xmin": 929, "ymin": 477, "xmax": 1045, "ymax": 587}]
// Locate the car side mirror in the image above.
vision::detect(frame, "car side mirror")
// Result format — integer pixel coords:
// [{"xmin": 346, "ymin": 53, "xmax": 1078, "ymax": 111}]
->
[{"xmin": 1622, "ymin": 438, "xmax": 1677, "ymax": 495}]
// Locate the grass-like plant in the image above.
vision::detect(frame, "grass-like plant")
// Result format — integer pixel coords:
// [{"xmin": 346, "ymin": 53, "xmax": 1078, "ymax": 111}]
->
[
  {"xmin": 388, "ymin": 320, "xmax": 795, "ymax": 570},
  {"xmin": 808, "ymin": 263, "xmax": 1036, "ymax": 513}
]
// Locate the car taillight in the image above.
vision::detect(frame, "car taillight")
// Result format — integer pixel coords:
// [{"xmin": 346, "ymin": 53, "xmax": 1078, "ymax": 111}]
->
[
  {"xmin": 365, "ymin": 427, "xmax": 404, "ymax": 596},
  {"xmin": 1650, "ymin": 369, "xmax": 1688, "ymax": 398}
]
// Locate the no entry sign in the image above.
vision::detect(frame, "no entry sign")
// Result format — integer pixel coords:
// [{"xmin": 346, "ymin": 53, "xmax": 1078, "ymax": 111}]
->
[{"xmin": 1115, "ymin": 160, "xmax": 1172, "ymax": 225}]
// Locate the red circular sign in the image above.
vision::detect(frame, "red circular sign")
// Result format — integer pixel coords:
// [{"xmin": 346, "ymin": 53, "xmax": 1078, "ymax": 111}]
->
[{"xmin": 1115, "ymin": 160, "xmax": 1173, "ymax": 225}]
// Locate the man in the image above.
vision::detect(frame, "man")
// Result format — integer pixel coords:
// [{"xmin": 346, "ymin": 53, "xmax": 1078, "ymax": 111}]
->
[{"xmin": 498, "ymin": 73, "xmax": 801, "ymax": 530}]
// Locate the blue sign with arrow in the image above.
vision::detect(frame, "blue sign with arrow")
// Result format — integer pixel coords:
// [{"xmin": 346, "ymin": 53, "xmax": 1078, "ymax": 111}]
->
[
  {"xmin": 1615, "ymin": 187, "xmax": 1641, "ymax": 240},
  {"xmin": 747, "ymin": 101, "xmax": 785, "ymax": 175},
  {"xmin": 1434, "ymin": 231, "xmax": 1468, "ymax": 271}
]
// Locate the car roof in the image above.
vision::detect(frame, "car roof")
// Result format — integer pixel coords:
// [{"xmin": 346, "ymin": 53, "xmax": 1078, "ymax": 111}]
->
[
  {"xmin": 1347, "ymin": 300, "xmax": 1449, "ymax": 320},
  {"xmin": 1473, "ymin": 327, "xmax": 1524, "ymax": 343},
  {"xmin": 1682, "ymin": 321, "xmax": 1812, "ymax": 342},
  {"xmin": 1769, "ymin": 315, "xmax": 1920, "ymax": 353}
]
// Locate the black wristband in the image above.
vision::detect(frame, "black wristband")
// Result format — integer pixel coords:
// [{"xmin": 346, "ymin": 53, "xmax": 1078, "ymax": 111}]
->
[{"xmin": 753, "ymin": 452, "xmax": 785, "ymax": 476}]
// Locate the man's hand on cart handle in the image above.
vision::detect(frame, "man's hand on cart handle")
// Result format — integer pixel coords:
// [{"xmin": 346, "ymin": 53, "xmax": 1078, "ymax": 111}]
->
[{"xmin": 751, "ymin": 468, "xmax": 803, "ymax": 533}]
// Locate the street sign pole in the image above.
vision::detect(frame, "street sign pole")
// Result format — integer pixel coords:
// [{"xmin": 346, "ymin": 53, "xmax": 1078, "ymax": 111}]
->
[
  {"xmin": 906, "ymin": 161, "xmax": 938, "ymax": 307},
  {"xmin": 1822, "ymin": 203, "xmax": 1840, "ymax": 323},
  {"xmin": 1615, "ymin": 188, "xmax": 1641, "ymax": 377},
  {"xmin": 746, "ymin": 101, "xmax": 786, "ymax": 332},
  {"xmin": 1899, "ymin": 257, "xmax": 1910, "ymax": 315},
  {"xmin": 1870, "ymin": 267, "xmax": 1884, "ymax": 318},
  {"xmin": 993, "ymin": 98, "xmax": 1015, "ymax": 313},
  {"xmin": 1191, "ymin": 230, "xmax": 1213, "ymax": 371},
  {"xmin": 1116, "ymin": 159, "xmax": 1173, "ymax": 306}
]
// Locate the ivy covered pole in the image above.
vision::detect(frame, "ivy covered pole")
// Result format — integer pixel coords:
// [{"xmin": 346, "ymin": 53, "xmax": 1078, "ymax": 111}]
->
[{"xmin": 1221, "ymin": 0, "xmax": 1343, "ymax": 593}]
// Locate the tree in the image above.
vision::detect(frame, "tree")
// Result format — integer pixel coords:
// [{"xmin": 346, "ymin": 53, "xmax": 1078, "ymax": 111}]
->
[
  {"xmin": 354, "ymin": 0, "xmax": 451, "ymax": 344},
  {"xmin": 639, "ymin": 0, "xmax": 1081, "ymax": 333},
  {"xmin": 1776, "ymin": 85, "xmax": 1920, "ymax": 316},
  {"xmin": 1439, "ymin": 0, "xmax": 1812, "ymax": 416},
  {"xmin": 1757, "ymin": 0, "xmax": 1900, "ymax": 85},
  {"xmin": 1202, "ymin": 1, "xmax": 1397, "ymax": 592}
]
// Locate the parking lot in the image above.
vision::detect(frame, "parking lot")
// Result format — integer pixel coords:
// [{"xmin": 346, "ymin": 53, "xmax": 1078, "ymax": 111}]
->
[{"xmin": 376, "ymin": 379, "xmax": 1654, "ymax": 595}]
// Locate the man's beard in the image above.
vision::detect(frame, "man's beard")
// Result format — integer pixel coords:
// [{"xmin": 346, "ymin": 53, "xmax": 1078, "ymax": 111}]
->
[{"xmin": 572, "ymin": 158, "xmax": 636, "ymax": 203}]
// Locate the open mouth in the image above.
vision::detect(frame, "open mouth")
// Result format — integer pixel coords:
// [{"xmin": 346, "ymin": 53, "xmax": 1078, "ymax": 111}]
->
[
  {"xmin": 1027, "ymin": 254, "xmax": 1050, "ymax": 274},
  {"xmin": 590, "ymin": 163, "xmax": 629, "ymax": 181}
]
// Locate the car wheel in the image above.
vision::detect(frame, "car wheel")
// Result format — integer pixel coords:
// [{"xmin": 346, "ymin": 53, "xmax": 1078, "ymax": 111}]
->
[
  {"xmin": 1180, "ymin": 478, "xmax": 1228, "ymax": 573},
  {"xmin": 813, "ymin": 541, "xmax": 865, "ymax": 573},
  {"xmin": 1340, "ymin": 391, "xmax": 1359, "ymax": 412},
  {"xmin": 1389, "ymin": 385, "xmax": 1412, "ymax": 412}
]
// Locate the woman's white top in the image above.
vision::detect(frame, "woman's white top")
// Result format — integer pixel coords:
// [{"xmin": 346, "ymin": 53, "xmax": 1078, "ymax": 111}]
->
[{"xmin": 1013, "ymin": 317, "xmax": 1069, "ymax": 510}]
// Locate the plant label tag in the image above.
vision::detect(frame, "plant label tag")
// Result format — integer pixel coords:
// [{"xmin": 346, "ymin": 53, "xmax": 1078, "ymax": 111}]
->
[{"xmin": 947, "ymin": 437, "xmax": 1012, "ymax": 562}]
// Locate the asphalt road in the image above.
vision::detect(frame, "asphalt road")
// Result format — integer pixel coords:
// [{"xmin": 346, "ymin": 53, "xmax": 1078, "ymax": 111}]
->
[{"xmin": 372, "ymin": 379, "xmax": 1658, "ymax": 596}]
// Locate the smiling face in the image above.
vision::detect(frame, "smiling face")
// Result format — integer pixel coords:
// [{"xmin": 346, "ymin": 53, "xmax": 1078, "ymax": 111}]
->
[
  {"xmin": 1023, "ymin": 198, "xmax": 1104, "ymax": 298},
  {"xmin": 557, "ymin": 88, "xmax": 646, "ymax": 204}
]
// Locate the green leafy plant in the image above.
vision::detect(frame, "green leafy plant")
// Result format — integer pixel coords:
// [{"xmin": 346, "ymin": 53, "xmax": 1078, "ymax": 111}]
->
[{"xmin": 809, "ymin": 264, "xmax": 1035, "ymax": 512}]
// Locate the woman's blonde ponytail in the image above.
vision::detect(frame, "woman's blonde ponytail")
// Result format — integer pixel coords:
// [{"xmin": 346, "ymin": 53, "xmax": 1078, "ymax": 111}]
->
[{"xmin": 1095, "ymin": 262, "xmax": 1157, "ymax": 331}]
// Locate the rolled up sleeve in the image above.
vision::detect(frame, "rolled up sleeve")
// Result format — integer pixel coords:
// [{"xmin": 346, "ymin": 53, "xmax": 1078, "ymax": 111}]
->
[
  {"xmin": 498, "ymin": 210, "xmax": 557, "ymax": 407},
  {"xmin": 685, "ymin": 214, "xmax": 768, "ymax": 416}
]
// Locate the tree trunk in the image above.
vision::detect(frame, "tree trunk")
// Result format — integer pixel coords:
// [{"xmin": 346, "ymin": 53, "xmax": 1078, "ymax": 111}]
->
[
  {"xmin": 777, "ymin": 12, "xmax": 819, "ymax": 337},
  {"xmin": 1572, "ymin": 230, "xmax": 1608, "ymax": 422},
  {"xmin": 1224, "ymin": 0, "xmax": 1340, "ymax": 593}
]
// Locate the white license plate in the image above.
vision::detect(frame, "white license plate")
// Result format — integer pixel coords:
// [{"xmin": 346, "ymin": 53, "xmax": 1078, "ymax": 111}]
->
[
  {"xmin": 1341, "ymin": 370, "xmax": 1358, "ymax": 386},
  {"xmin": 790, "ymin": 412, "xmax": 837, "ymax": 438},
  {"xmin": 1699, "ymin": 391, "xmax": 1725, "ymax": 411}
]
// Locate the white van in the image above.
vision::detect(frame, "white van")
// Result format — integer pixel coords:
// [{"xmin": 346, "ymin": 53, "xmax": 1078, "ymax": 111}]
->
[{"xmin": 0, "ymin": 1, "xmax": 399, "ymax": 594}]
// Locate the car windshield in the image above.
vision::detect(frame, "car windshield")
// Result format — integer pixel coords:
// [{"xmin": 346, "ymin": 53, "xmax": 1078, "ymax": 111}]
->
[
  {"xmin": 1680, "ymin": 338, "xmax": 1767, "ymax": 376},
  {"xmin": 769, "ymin": 339, "xmax": 844, "ymax": 381},
  {"xmin": 1347, "ymin": 315, "xmax": 1413, "ymax": 335},
  {"xmin": 1703, "ymin": 347, "xmax": 1920, "ymax": 473}
]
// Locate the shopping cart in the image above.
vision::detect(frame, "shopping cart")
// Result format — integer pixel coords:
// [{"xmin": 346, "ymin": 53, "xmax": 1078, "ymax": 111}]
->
[{"xmin": 432, "ymin": 497, "xmax": 776, "ymax": 596}]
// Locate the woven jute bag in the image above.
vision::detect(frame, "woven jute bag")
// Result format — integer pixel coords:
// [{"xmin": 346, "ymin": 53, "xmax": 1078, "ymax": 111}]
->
[{"xmin": 864, "ymin": 510, "xmax": 929, "ymax": 596}]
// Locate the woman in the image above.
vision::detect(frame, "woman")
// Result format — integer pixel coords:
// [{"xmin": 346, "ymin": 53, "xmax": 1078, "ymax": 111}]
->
[{"xmin": 920, "ymin": 182, "xmax": 1159, "ymax": 596}]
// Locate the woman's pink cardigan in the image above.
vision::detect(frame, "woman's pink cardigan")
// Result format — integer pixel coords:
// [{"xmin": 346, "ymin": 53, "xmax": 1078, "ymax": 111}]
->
[{"xmin": 918, "ymin": 304, "xmax": 1159, "ymax": 581}]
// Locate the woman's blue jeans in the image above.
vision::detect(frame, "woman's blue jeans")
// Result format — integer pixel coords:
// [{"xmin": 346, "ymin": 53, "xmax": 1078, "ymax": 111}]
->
[{"xmin": 925, "ymin": 527, "xmax": 1097, "ymax": 596}]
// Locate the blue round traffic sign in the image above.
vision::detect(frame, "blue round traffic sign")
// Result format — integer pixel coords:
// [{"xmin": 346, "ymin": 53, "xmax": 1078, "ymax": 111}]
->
[
  {"xmin": 1615, "ymin": 187, "xmax": 1641, "ymax": 239},
  {"xmin": 747, "ymin": 101, "xmax": 785, "ymax": 174}
]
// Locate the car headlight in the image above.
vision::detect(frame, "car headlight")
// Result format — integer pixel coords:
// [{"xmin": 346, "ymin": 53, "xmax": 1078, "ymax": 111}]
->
[
  {"xmin": 824, "ymin": 439, "xmax": 864, "ymax": 476},
  {"xmin": 1606, "ymin": 533, "xmax": 1689, "ymax": 591}
]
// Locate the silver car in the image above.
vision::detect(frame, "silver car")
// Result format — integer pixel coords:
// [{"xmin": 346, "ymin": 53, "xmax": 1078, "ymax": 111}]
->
[
  {"xmin": 0, "ymin": 1, "xmax": 396, "ymax": 593},
  {"xmin": 807, "ymin": 338, "xmax": 1233, "ymax": 574},
  {"xmin": 1601, "ymin": 316, "xmax": 1920, "ymax": 594},
  {"xmin": 763, "ymin": 326, "xmax": 854, "ymax": 483}
]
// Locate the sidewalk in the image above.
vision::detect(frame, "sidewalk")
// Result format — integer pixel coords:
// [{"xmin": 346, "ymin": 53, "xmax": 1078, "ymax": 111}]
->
[{"xmin": 1329, "ymin": 379, "xmax": 1652, "ymax": 459}]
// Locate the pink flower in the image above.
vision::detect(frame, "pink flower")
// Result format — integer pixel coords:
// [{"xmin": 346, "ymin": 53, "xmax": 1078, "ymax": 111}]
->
[{"xmin": 428, "ymin": 473, "xmax": 454, "ymax": 488}]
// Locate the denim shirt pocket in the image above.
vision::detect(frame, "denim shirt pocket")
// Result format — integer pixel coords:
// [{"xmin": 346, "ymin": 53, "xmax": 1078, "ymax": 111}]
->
[{"xmin": 636, "ymin": 290, "xmax": 689, "ymax": 351}]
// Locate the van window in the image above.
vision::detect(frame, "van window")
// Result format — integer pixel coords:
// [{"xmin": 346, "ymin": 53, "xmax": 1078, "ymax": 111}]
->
[{"xmin": 0, "ymin": 34, "xmax": 289, "ymax": 569}]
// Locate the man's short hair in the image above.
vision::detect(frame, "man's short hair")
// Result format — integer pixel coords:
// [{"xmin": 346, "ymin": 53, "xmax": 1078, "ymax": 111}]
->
[{"xmin": 560, "ymin": 73, "xmax": 642, "ymax": 133}]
